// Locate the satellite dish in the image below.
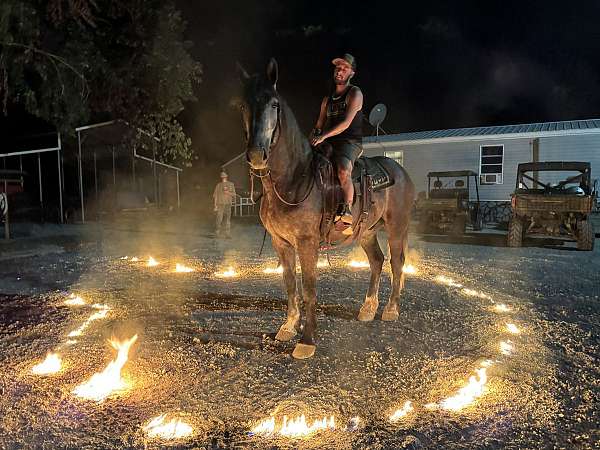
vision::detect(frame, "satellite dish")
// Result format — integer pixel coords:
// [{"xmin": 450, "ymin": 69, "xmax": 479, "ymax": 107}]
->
[{"xmin": 368, "ymin": 103, "xmax": 387, "ymax": 137}]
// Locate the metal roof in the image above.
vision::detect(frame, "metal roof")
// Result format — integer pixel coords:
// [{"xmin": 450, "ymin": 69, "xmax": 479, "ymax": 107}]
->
[{"xmin": 364, "ymin": 118, "xmax": 600, "ymax": 146}]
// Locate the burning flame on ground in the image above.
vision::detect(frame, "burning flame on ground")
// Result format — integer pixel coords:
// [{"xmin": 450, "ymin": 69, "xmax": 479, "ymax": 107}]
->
[
  {"xmin": 68, "ymin": 306, "xmax": 110, "ymax": 337},
  {"xmin": 389, "ymin": 401, "xmax": 413, "ymax": 422},
  {"xmin": 500, "ymin": 340, "xmax": 514, "ymax": 355},
  {"xmin": 263, "ymin": 266, "xmax": 284, "ymax": 274},
  {"xmin": 461, "ymin": 288, "xmax": 492, "ymax": 300},
  {"xmin": 494, "ymin": 303, "xmax": 512, "ymax": 313},
  {"xmin": 73, "ymin": 334, "xmax": 138, "ymax": 402},
  {"xmin": 175, "ymin": 263, "xmax": 194, "ymax": 273},
  {"xmin": 130, "ymin": 257, "xmax": 139, "ymax": 262},
  {"xmin": 214, "ymin": 266, "xmax": 238, "ymax": 278},
  {"xmin": 317, "ymin": 259, "xmax": 329, "ymax": 268},
  {"xmin": 147, "ymin": 257, "xmax": 159, "ymax": 267},
  {"xmin": 251, "ymin": 415, "xmax": 335, "ymax": 438},
  {"xmin": 435, "ymin": 275, "xmax": 463, "ymax": 288},
  {"xmin": 506, "ymin": 323, "xmax": 520, "ymax": 334},
  {"xmin": 347, "ymin": 260, "xmax": 369, "ymax": 268},
  {"xmin": 402, "ymin": 264, "xmax": 418, "ymax": 275},
  {"xmin": 32, "ymin": 352, "xmax": 62, "ymax": 375},
  {"xmin": 65, "ymin": 294, "xmax": 86, "ymax": 306},
  {"xmin": 143, "ymin": 414, "xmax": 193, "ymax": 440},
  {"xmin": 438, "ymin": 362, "xmax": 492, "ymax": 411}
]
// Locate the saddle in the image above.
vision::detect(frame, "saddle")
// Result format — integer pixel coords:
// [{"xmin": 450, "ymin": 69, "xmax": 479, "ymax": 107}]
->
[{"xmin": 313, "ymin": 147, "xmax": 394, "ymax": 249}]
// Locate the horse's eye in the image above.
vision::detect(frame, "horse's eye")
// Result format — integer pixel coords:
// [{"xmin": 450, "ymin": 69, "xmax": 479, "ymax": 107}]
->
[{"xmin": 272, "ymin": 103, "xmax": 279, "ymax": 109}]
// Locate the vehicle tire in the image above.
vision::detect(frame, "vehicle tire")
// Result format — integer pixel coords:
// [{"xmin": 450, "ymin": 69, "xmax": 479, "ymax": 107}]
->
[
  {"xmin": 451, "ymin": 215, "xmax": 466, "ymax": 236},
  {"xmin": 577, "ymin": 220, "xmax": 594, "ymax": 251},
  {"xmin": 507, "ymin": 217, "xmax": 523, "ymax": 247}
]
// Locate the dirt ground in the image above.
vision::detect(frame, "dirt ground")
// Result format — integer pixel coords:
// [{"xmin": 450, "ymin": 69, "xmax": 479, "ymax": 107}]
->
[{"xmin": 0, "ymin": 218, "xmax": 598, "ymax": 449}]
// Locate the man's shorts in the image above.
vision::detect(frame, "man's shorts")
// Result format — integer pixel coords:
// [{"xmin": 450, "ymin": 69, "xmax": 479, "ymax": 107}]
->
[{"xmin": 329, "ymin": 139, "xmax": 363, "ymax": 165}]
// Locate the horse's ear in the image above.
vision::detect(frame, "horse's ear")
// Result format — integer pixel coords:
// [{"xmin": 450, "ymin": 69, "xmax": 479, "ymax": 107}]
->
[
  {"xmin": 236, "ymin": 61, "xmax": 250, "ymax": 82},
  {"xmin": 266, "ymin": 58, "xmax": 278, "ymax": 89}
]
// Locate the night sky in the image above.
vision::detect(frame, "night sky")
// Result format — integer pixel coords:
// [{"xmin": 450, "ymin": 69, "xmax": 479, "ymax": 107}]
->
[{"xmin": 177, "ymin": 0, "xmax": 600, "ymax": 166}]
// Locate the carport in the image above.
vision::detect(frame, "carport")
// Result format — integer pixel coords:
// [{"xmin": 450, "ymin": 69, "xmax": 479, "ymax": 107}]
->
[
  {"xmin": 1, "ymin": 133, "xmax": 64, "ymax": 239},
  {"xmin": 75, "ymin": 119, "xmax": 182, "ymax": 222}
]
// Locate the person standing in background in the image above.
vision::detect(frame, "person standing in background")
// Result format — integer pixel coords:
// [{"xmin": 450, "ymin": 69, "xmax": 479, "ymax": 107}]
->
[{"xmin": 213, "ymin": 171, "xmax": 236, "ymax": 238}]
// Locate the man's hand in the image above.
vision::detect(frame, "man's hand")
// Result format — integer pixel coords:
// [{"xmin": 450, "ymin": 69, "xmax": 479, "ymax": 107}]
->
[
  {"xmin": 214, "ymin": 205, "xmax": 218, "ymax": 212},
  {"xmin": 311, "ymin": 135, "xmax": 325, "ymax": 147}
]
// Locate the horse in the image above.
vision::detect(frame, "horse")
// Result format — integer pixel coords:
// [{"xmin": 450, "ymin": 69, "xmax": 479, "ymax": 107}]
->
[{"xmin": 236, "ymin": 58, "xmax": 415, "ymax": 359}]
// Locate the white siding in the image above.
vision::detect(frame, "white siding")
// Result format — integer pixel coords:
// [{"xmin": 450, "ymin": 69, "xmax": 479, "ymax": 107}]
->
[
  {"xmin": 365, "ymin": 138, "xmax": 533, "ymax": 201},
  {"xmin": 539, "ymin": 135, "xmax": 600, "ymax": 186}
]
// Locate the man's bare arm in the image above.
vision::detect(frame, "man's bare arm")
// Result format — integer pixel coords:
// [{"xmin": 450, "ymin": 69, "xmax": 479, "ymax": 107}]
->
[{"xmin": 311, "ymin": 97, "xmax": 328, "ymax": 138}]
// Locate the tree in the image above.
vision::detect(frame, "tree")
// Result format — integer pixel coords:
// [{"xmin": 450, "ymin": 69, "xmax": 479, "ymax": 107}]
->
[{"xmin": 0, "ymin": 0, "xmax": 201, "ymax": 164}]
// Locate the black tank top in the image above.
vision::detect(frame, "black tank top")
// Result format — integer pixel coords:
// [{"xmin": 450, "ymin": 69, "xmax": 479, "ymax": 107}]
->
[{"xmin": 324, "ymin": 85, "xmax": 363, "ymax": 141}]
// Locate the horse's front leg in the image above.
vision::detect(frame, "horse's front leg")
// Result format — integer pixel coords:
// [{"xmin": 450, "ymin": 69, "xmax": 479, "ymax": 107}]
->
[
  {"xmin": 292, "ymin": 242, "xmax": 319, "ymax": 359},
  {"xmin": 272, "ymin": 236, "xmax": 301, "ymax": 342}
]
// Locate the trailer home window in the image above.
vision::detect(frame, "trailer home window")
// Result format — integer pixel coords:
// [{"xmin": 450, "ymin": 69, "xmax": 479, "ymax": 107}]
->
[
  {"xmin": 479, "ymin": 145, "xmax": 504, "ymax": 184},
  {"xmin": 384, "ymin": 150, "xmax": 403, "ymax": 166}
]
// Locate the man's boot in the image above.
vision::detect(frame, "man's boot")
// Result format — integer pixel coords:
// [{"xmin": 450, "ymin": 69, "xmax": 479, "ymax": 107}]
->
[{"xmin": 337, "ymin": 203, "xmax": 353, "ymax": 225}]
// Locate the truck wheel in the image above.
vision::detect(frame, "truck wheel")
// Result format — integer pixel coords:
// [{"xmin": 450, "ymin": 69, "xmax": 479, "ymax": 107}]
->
[
  {"xmin": 451, "ymin": 215, "xmax": 466, "ymax": 236},
  {"xmin": 507, "ymin": 217, "xmax": 523, "ymax": 247},
  {"xmin": 577, "ymin": 220, "xmax": 594, "ymax": 251}
]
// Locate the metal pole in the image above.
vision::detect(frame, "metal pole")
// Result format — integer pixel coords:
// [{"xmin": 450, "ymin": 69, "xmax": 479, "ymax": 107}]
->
[
  {"xmin": 57, "ymin": 149, "xmax": 63, "ymax": 223},
  {"xmin": 78, "ymin": 131, "xmax": 85, "ymax": 223},
  {"xmin": 112, "ymin": 146, "xmax": 116, "ymax": 186},
  {"xmin": 19, "ymin": 155, "xmax": 23, "ymax": 187},
  {"xmin": 176, "ymin": 171, "xmax": 180, "ymax": 209},
  {"xmin": 152, "ymin": 146, "xmax": 158, "ymax": 205},
  {"xmin": 94, "ymin": 151, "xmax": 98, "ymax": 202},
  {"xmin": 38, "ymin": 152, "xmax": 43, "ymax": 219}
]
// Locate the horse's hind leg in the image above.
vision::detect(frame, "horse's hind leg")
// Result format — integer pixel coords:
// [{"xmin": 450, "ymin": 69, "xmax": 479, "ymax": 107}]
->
[
  {"xmin": 357, "ymin": 232, "xmax": 384, "ymax": 322},
  {"xmin": 382, "ymin": 226, "xmax": 408, "ymax": 321},
  {"xmin": 272, "ymin": 236, "xmax": 301, "ymax": 342}
]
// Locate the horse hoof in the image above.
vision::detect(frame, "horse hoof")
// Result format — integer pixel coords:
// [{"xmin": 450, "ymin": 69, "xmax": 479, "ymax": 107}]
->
[
  {"xmin": 292, "ymin": 343, "xmax": 316, "ymax": 359},
  {"xmin": 275, "ymin": 327, "xmax": 297, "ymax": 342},
  {"xmin": 357, "ymin": 309, "xmax": 376, "ymax": 322},
  {"xmin": 381, "ymin": 307, "xmax": 399, "ymax": 322}
]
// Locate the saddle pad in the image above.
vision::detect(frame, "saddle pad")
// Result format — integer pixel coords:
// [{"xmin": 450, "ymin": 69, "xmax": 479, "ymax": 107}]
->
[{"xmin": 352, "ymin": 156, "xmax": 394, "ymax": 191}]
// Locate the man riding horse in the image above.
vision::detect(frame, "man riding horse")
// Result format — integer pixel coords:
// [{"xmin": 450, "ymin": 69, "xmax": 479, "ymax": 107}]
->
[{"xmin": 310, "ymin": 53, "xmax": 364, "ymax": 230}]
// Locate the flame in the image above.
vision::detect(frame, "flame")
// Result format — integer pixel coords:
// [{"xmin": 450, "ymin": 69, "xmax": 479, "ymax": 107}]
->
[
  {"xmin": 500, "ymin": 340, "xmax": 514, "ymax": 355},
  {"xmin": 65, "ymin": 295, "xmax": 86, "ymax": 306},
  {"xmin": 461, "ymin": 288, "xmax": 491, "ymax": 300},
  {"xmin": 68, "ymin": 307, "xmax": 110, "ymax": 337},
  {"xmin": 439, "ymin": 363, "xmax": 491, "ymax": 411},
  {"xmin": 143, "ymin": 414, "xmax": 193, "ymax": 440},
  {"xmin": 435, "ymin": 275, "xmax": 463, "ymax": 288},
  {"xmin": 263, "ymin": 266, "xmax": 284, "ymax": 274},
  {"xmin": 493, "ymin": 303, "xmax": 512, "ymax": 313},
  {"xmin": 389, "ymin": 400, "xmax": 413, "ymax": 422},
  {"xmin": 175, "ymin": 263, "xmax": 194, "ymax": 273},
  {"xmin": 73, "ymin": 334, "xmax": 138, "ymax": 402},
  {"xmin": 120, "ymin": 256, "xmax": 129, "ymax": 260},
  {"xmin": 130, "ymin": 257, "xmax": 139, "ymax": 262},
  {"xmin": 347, "ymin": 260, "xmax": 369, "ymax": 268},
  {"xmin": 147, "ymin": 256, "xmax": 159, "ymax": 267},
  {"xmin": 32, "ymin": 352, "xmax": 62, "ymax": 375},
  {"xmin": 506, "ymin": 323, "xmax": 520, "ymax": 334},
  {"xmin": 317, "ymin": 259, "xmax": 329, "ymax": 268},
  {"xmin": 252, "ymin": 415, "xmax": 335, "ymax": 437},
  {"xmin": 214, "ymin": 266, "xmax": 238, "ymax": 278},
  {"xmin": 402, "ymin": 264, "xmax": 418, "ymax": 275}
]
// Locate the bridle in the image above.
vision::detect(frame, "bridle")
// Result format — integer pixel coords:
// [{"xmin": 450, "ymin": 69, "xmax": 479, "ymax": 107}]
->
[{"xmin": 247, "ymin": 99, "xmax": 315, "ymax": 207}]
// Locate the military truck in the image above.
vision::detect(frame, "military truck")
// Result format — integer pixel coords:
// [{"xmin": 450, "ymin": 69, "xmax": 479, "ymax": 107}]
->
[
  {"xmin": 508, "ymin": 162, "xmax": 596, "ymax": 250},
  {"xmin": 416, "ymin": 170, "xmax": 482, "ymax": 235}
]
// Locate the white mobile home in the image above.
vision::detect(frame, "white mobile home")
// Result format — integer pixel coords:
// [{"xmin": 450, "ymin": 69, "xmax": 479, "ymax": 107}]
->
[{"xmin": 363, "ymin": 118, "xmax": 600, "ymax": 221}]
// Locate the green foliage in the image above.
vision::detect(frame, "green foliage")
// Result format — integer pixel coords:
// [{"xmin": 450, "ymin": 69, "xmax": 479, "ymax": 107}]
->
[{"xmin": 0, "ymin": 0, "xmax": 201, "ymax": 163}]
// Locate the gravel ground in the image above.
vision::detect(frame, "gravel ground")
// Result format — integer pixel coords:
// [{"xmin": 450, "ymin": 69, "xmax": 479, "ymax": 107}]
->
[{"xmin": 0, "ymin": 220, "xmax": 598, "ymax": 449}]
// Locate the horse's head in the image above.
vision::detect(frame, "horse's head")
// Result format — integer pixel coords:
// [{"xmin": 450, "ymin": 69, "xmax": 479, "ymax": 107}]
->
[{"xmin": 236, "ymin": 59, "xmax": 281, "ymax": 170}]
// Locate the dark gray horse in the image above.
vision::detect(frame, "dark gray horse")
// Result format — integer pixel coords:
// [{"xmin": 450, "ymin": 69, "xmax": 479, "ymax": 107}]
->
[{"xmin": 237, "ymin": 59, "xmax": 415, "ymax": 359}]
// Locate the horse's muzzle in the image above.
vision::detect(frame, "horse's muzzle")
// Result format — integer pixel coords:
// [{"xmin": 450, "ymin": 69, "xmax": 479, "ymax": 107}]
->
[{"xmin": 247, "ymin": 147, "xmax": 268, "ymax": 169}]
